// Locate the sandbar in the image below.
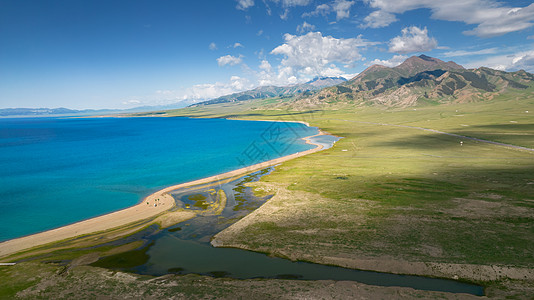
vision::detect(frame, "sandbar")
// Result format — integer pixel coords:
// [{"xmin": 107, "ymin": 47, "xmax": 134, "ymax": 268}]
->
[{"xmin": 0, "ymin": 125, "xmax": 325, "ymax": 259}]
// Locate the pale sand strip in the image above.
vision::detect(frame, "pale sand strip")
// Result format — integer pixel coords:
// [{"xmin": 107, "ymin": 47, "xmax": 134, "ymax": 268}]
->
[{"xmin": 0, "ymin": 129, "xmax": 325, "ymax": 259}]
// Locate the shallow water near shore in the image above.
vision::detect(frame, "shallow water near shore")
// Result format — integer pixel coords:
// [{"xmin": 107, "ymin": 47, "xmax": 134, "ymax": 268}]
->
[{"xmin": 0, "ymin": 117, "xmax": 317, "ymax": 241}]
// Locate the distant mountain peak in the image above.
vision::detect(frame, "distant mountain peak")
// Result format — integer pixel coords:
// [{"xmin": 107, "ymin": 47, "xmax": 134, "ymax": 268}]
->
[
  {"xmin": 418, "ymin": 54, "xmax": 435, "ymax": 61},
  {"xmin": 395, "ymin": 55, "xmax": 464, "ymax": 76}
]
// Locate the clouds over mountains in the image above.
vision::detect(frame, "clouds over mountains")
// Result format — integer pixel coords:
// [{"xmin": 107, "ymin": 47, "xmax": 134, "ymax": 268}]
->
[{"xmin": 201, "ymin": 0, "xmax": 534, "ymax": 103}]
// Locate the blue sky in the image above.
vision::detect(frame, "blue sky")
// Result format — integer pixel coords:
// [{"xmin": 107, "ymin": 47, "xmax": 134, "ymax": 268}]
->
[{"xmin": 1, "ymin": 0, "xmax": 533, "ymax": 109}]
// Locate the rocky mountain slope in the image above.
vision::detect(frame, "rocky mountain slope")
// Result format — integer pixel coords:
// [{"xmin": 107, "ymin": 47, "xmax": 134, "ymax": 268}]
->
[{"xmin": 297, "ymin": 55, "xmax": 534, "ymax": 108}]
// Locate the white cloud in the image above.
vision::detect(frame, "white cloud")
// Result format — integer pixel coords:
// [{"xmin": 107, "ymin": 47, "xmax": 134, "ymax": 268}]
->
[
  {"xmin": 272, "ymin": 0, "xmax": 312, "ymax": 7},
  {"xmin": 259, "ymin": 60, "xmax": 272, "ymax": 72},
  {"xmin": 389, "ymin": 26, "xmax": 438, "ymax": 54},
  {"xmin": 236, "ymin": 0, "xmax": 254, "ymax": 10},
  {"xmin": 184, "ymin": 76, "xmax": 254, "ymax": 101},
  {"xmin": 296, "ymin": 21, "xmax": 315, "ymax": 33},
  {"xmin": 302, "ymin": 4, "xmax": 330, "ymax": 17},
  {"xmin": 217, "ymin": 54, "xmax": 244, "ymax": 67},
  {"xmin": 262, "ymin": 0, "xmax": 272, "ymax": 15},
  {"xmin": 444, "ymin": 48, "xmax": 499, "ymax": 57},
  {"xmin": 155, "ymin": 90, "xmax": 173, "ymax": 95},
  {"xmin": 280, "ymin": 8, "xmax": 289, "ymax": 20},
  {"xmin": 368, "ymin": 55, "xmax": 408, "ymax": 67},
  {"xmin": 121, "ymin": 99, "xmax": 142, "ymax": 106},
  {"xmin": 340, "ymin": 72, "xmax": 359, "ymax": 80},
  {"xmin": 271, "ymin": 31, "xmax": 374, "ymax": 80},
  {"xmin": 361, "ymin": 10, "xmax": 398, "ymax": 28},
  {"xmin": 463, "ymin": 5, "xmax": 534, "ymax": 37},
  {"xmin": 256, "ymin": 48, "xmax": 266, "ymax": 59},
  {"xmin": 257, "ymin": 29, "xmax": 264, "ymax": 36},
  {"xmin": 239, "ymin": 0, "xmax": 312, "ymax": 18},
  {"xmin": 363, "ymin": 0, "xmax": 534, "ymax": 37},
  {"xmin": 233, "ymin": 42, "xmax": 244, "ymax": 48},
  {"xmin": 209, "ymin": 42, "xmax": 217, "ymax": 51},
  {"xmin": 302, "ymin": 1, "xmax": 353, "ymax": 20},
  {"xmin": 511, "ymin": 52, "xmax": 534, "ymax": 72},
  {"xmin": 332, "ymin": 0, "xmax": 354, "ymax": 20},
  {"xmin": 466, "ymin": 50, "xmax": 534, "ymax": 72}
]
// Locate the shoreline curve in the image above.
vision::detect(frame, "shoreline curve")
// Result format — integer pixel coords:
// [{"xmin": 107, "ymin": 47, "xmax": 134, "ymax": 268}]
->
[{"xmin": 0, "ymin": 122, "xmax": 326, "ymax": 259}]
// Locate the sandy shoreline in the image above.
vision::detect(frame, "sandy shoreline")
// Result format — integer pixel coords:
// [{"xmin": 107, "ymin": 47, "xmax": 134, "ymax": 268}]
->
[{"xmin": 0, "ymin": 125, "xmax": 325, "ymax": 260}]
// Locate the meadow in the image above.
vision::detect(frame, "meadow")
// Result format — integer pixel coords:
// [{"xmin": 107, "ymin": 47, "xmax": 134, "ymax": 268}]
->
[{"xmin": 172, "ymin": 95, "xmax": 534, "ymax": 297}]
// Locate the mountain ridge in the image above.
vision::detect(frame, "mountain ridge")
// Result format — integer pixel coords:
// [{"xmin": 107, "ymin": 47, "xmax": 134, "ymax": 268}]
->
[{"xmin": 292, "ymin": 55, "xmax": 534, "ymax": 108}]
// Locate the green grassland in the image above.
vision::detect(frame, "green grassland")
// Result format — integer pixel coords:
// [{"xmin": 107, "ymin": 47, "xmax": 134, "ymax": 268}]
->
[
  {"xmin": 164, "ymin": 95, "xmax": 534, "ymax": 269},
  {"xmin": 172, "ymin": 95, "xmax": 534, "ymax": 296}
]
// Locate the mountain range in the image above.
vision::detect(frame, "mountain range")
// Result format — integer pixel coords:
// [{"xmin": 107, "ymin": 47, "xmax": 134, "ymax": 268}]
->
[
  {"xmin": 3, "ymin": 55, "xmax": 532, "ymax": 116},
  {"xmin": 298, "ymin": 55, "xmax": 534, "ymax": 108}
]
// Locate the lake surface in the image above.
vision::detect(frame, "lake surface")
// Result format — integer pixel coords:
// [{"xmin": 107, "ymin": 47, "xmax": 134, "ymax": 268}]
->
[{"xmin": 0, "ymin": 117, "xmax": 317, "ymax": 241}]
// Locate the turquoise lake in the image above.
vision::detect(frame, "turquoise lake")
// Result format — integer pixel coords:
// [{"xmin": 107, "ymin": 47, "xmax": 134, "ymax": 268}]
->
[{"xmin": 0, "ymin": 117, "xmax": 317, "ymax": 242}]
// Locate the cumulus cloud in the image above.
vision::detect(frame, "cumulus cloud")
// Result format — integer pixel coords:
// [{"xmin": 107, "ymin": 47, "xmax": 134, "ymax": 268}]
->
[
  {"xmin": 361, "ymin": 10, "xmax": 398, "ymax": 28},
  {"xmin": 302, "ymin": 1, "xmax": 354, "ymax": 20},
  {"xmin": 363, "ymin": 0, "xmax": 534, "ymax": 37},
  {"xmin": 368, "ymin": 55, "xmax": 409, "ymax": 67},
  {"xmin": 236, "ymin": 0, "xmax": 254, "ymax": 10},
  {"xmin": 270, "ymin": 31, "xmax": 374, "ymax": 80},
  {"xmin": 259, "ymin": 60, "xmax": 272, "ymax": 72},
  {"xmin": 209, "ymin": 42, "xmax": 217, "ymax": 51},
  {"xmin": 444, "ymin": 48, "xmax": 499, "ymax": 57},
  {"xmin": 388, "ymin": 26, "xmax": 438, "ymax": 54},
  {"xmin": 466, "ymin": 50, "xmax": 534, "ymax": 72},
  {"xmin": 233, "ymin": 42, "xmax": 244, "ymax": 48},
  {"xmin": 217, "ymin": 54, "xmax": 244, "ymax": 67},
  {"xmin": 296, "ymin": 21, "xmax": 315, "ymax": 33},
  {"xmin": 332, "ymin": 0, "xmax": 354, "ymax": 20}
]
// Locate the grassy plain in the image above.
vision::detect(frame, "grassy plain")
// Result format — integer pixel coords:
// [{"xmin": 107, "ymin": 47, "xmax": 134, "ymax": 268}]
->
[{"xmin": 169, "ymin": 95, "xmax": 534, "ymax": 297}]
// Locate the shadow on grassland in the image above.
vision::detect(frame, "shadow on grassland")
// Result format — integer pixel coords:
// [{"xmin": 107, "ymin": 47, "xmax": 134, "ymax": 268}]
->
[
  {"xmin": 372, "ymin": 129, "xmax": 534, "ymax": 150},
  {"xmin": 461, "ymin": 123, "xmax": 534, "ymax": 131},
  {"xmin": 266, "ymin": 161, "xmax": 534, "ymax": 266}
]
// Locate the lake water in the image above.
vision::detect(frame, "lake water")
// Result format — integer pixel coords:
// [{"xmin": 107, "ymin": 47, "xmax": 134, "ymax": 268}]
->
[{"xmin": 0, "ymin": 117, "xmax": 317, "ymax": 241}]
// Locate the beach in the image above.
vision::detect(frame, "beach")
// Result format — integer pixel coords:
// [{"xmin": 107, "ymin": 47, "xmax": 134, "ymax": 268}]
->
[{"xmin": 0, "ymin": 129, "xmax": 325, "ymax": 260}]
